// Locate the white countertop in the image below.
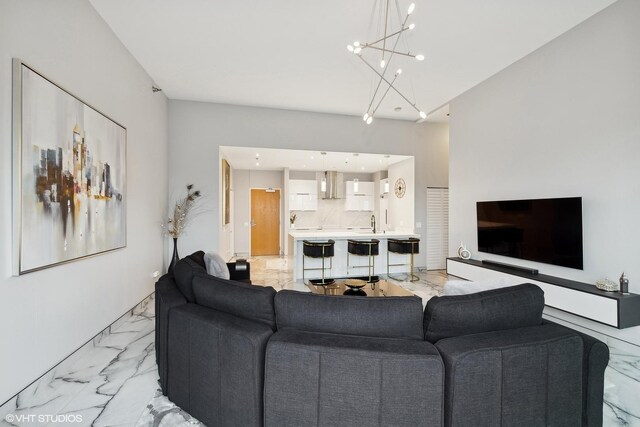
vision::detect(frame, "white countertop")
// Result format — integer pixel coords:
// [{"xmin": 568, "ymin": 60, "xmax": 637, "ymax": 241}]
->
[{"xmin": 289, "ymin": 230, "xmax": 420, "ymax": 240}]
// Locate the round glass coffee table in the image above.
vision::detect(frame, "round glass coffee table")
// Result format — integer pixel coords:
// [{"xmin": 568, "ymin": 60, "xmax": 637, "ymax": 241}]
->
[{"xmin": 306, "ymin": 278, "xmax": 413, "ymax": 297}]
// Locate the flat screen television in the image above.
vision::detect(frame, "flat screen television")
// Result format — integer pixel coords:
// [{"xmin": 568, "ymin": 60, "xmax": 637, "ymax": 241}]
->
[{"xmin": 476, "ymin": 197, "xmax": 583, "ymax": 270}]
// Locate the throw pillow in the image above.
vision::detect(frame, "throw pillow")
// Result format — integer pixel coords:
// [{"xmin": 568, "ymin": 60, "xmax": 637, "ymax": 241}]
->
[{"xmin": 204, "ymin": 252, "xmax": 230, "ymax": 280}]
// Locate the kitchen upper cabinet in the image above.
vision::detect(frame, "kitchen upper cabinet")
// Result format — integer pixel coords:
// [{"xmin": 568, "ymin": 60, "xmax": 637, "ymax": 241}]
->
[
  {"xmin": 289, "ymin": 179, "xmax": 318, "ymax": 211},
  {"xmin": 344, "ymin": 181, "xmax": 374, "ymax": 211}
]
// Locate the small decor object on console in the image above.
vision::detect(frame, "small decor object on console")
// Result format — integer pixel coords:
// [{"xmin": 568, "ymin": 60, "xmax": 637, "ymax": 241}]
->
[
  {"xmin": 596, "ymin": 278, "xmax": 619, "ymax": 292},
  {"xmin": 619, "ymin": 273, "xmax": 629, "ymax": 294},
  {"xmin": 290, "ymin": 213, "xmax": 296, "ymax": 228},
  {"xmin": 457, "ymin": 242, "xmax": 471, "ymax": 260}
]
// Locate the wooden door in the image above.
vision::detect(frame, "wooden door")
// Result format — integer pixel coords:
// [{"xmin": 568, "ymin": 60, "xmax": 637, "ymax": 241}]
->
[{"xmin": 251, "ymin": 189, "xmax": 280, "ymax": 256}]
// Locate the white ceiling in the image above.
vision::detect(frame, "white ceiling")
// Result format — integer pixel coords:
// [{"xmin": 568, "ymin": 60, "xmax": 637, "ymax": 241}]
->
[
  {"xmin": 90, "ymin": 0, "xmax": 616, "ymax": 122},
  {"xmin": 220, "ymin": 146, "xmax": 411, "ymax": 173}
]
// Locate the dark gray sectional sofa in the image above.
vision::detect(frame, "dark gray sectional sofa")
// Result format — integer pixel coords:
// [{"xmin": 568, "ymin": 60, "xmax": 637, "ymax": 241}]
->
[{"xmin": 155, "ymin": 252, "xmax": 609, "ymax": 427}]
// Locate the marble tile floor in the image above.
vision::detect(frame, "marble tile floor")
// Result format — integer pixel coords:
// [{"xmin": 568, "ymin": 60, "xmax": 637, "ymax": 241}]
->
[
  {"xmin": 1, "ymin": 256, "xmax": 636, "ymax": 426},
  {"xmin": 0, "ymin": 296, "xmax": 158, "ymax": 427}
]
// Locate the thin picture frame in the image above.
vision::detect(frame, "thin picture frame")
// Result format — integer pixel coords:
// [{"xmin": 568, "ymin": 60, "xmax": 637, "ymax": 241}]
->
[
  {"xmin": 12, "ymin": 59, "xmax": 127, "ymax": 275},
  {"xmin": 222, "ymin": 158, "xmax": 231, "ymax": 225}
]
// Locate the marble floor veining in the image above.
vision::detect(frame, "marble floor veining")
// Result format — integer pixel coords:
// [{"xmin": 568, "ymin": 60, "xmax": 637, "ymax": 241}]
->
[{"xmin": 0, "ymin": 296, "xmax": 158, "ymax": 427}]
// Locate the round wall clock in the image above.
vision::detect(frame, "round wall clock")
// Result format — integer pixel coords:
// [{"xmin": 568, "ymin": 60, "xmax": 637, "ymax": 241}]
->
[{"xmin": 394, "ymin": 178, "xmax": 406, "ymax": 198}]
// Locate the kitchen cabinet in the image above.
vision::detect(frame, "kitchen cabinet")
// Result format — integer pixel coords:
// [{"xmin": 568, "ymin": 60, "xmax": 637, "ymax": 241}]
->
[
  {"xmin": 289, "ymin": 179, "xmax": 318, "ymax": 211},
  {"xmin": 344, "ymin": 181, "xmax": 374, "ymax": 211}
]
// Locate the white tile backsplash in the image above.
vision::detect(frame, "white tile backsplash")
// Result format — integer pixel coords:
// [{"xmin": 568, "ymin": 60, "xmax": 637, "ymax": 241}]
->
[{"xmin": 291, "ymin": 198, "xmax": 374, "ymax": 230}]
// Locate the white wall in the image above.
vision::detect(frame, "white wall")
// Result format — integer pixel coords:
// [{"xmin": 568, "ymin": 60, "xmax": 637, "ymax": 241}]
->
[
  {"xmin": 169, "ymin": 101, "xmax": 449, "ymax": 267},
  {"xmin": 0, "ymin": 0, "xmax": 168, "ymax": 404},
  {"xmin": 388, "ymin": 158, "xmax": 415, "ymax": 232},
  {"xmin": 448, "ymin": 0, "xmax": 640, "ymax": 341},
  {"xmin": 233, "ymin": 170, "xmax": 251, "ymax": 256}
]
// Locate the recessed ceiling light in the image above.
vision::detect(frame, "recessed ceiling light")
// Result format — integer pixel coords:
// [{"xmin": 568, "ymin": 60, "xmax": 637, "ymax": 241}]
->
[
  {"xmin": 384, "ymin": 155, "xmax": 390, "ymax": 158},
  {"xmin": 394, "ymin": 106, "xmax": 402, "ymax": 112},
  {"xmin": 256, "ymin": 162, "xmax": 260, "ymax": 166},
  {"xmin": 256, "ymin": 153, "xmax": 260, "ymax": 158},
  {"xmin": 353, "ymin": 153, "xmax": 359, "ymax": 156},
  {"xmin": 361, "ymin": 166, "xmax": 365, "ymax": 170}
]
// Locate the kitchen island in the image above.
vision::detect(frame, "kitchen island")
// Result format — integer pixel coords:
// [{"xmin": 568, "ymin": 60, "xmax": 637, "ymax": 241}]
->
[{"xmin": 289, "ymin": 230, "xmax": 420, "ymax": 281}]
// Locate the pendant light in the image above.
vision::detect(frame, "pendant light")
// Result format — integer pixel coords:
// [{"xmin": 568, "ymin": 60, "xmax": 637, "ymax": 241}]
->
[{"xmin": 320, "ymin": 152, "xmax": 327, "ymax": 192}]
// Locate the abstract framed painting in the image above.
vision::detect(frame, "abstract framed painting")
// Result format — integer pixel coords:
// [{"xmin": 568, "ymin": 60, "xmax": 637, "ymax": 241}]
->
[{"xmin": 12, "ymin": 59, "xmax": 126, "ymax": 275}]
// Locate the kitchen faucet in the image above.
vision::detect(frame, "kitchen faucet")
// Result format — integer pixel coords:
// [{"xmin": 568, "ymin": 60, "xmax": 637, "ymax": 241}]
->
[{"xmin": 371, "ymin": 214, "xmax": 376, "ymax": 234}]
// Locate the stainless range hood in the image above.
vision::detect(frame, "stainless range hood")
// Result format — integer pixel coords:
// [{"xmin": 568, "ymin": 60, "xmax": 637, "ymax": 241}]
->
[{"xmin": 321, "ymin": 171, "xmax": 344, "ymax": 199}]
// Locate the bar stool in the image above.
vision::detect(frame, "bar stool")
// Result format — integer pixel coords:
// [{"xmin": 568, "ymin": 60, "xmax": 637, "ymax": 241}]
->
[
  {"xmin": 347, "ymin": 239, "xmax": 380, "ymax": 283},
  {"xmin": 387, "ymin": 238, "xmax": 420, "ymax": 282},
  {"xmin": 302, "ymin": 240, "xmax": 335, "ymax": 286}
]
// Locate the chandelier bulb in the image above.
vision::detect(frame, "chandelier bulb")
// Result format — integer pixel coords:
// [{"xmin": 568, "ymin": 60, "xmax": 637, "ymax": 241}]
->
[
  {"xmin": 363, "ymin": 113, "xmax": 369, "ymax": 122},
  {"xmin": 408, "ymin": 23, "xmax": 415, "ymax": 30},
  {"xmin": 354, "ymin": 41, "xmax": 360, "ymax": 47},
  {"xmin": 354, "ymin": 47, "xmax": 362, "ymax": 54},
  {"xmin": 366, "ymin": 116, "xmax": 373, "ymax": 125},
  {"xmin": 407, "ymin": 3, "xmax": 415, "ymax": 15},
  {"xmin": 419, "ymin": 111, "xmax": 427, "ymax": 119},
  {"xmin": 347, "ymin": 44, "xmax": 354, "ymax": 52},
  {"xmin": 415, "ymin": 54, "xmax": 425, "ymax": 61},
  {"xmin": 396, "ymin": 68, "xmax": 402, "ymax": 75},
  {"xmin": 380, "ymin": 59, "xmax": 386, "ymax": 68}
]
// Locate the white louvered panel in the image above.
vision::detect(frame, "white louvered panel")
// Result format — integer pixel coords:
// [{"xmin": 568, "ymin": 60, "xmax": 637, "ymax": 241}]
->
[{"xmin": 426, "ymin": 188, "xmax": 449, "ymax": 270}]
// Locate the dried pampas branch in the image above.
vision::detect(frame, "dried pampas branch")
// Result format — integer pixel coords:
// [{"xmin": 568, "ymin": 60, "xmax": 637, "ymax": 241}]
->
[{"xmin": 163, "ymin": 184, "xmax": 202, "ymax": 238}]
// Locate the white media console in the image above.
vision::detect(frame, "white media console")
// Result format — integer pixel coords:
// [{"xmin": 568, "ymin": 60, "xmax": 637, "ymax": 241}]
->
[{"xmin": 447, "ymin": 257, "xmax": 640, "ymax": 329}]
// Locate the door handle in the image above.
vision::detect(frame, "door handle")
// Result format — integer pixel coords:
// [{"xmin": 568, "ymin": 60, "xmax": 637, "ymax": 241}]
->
[{"xmin": 250, "ymin": 219, "xmax": 256, "ymax": 227}]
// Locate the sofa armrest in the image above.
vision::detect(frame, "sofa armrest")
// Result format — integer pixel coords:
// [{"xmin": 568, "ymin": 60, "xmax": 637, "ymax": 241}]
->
[
  {"xmin": 435, "ymin": 323, "xmax": 583, "ymax": 427},
  {"xmin": 155, "ymin": 276, "xmax": 187, "ymax": 393},
  {"xmin": 579, "ymin": 330, "xmax": 609, "ymax": 427},
  {"xmin": 227, "ymin": 260, "xmax": 251, "ymax": 283},
  {"xmin": 541, "ymin": 319, "xmax": 609, "ymax": 427},
  {"xmin": 264, "ymin": 329, "xmax": 443, "ymax": 427}
]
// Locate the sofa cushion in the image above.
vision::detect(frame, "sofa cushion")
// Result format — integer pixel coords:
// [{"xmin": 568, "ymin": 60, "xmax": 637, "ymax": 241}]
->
[
  {"xmin": 186, "ymin": 250, "xmax": 206, "ymax": 268},
  {"xmin": 275, "ymin": 290, "xmax": 424, "ymax": 340},
  {"xmin": 423, "ymin": 283, "xmax": 544, "ymax": 343},
  {"xmin": 192, "ymin": 273, "xmax": 276, "ymax": 329},
  {"xmin": 173, "ymin": 256, "xmax": 207, "ymax": 302},
  {"xmin": 167, "ymin": 304, "xmax": 273, "ymax": 427},
  {"xmin": 264, "ymin": 329, "xmax": 443, "ymax": 427},
  {"xmin": 435, "ymin": 323, "xmax": 583, "ymax": 426}
]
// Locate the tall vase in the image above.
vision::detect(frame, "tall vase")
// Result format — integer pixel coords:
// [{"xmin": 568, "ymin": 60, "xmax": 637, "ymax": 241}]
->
[{"xmin": 169, "ymin": 237, "xmax": 180, "ymax": 272}]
